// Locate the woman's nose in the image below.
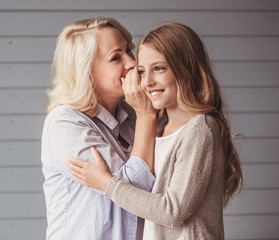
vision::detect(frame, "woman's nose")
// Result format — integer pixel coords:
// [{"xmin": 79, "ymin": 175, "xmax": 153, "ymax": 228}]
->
[{"xmin": 124, "ymin": 54, "xmax": 136, "ymax": 70}]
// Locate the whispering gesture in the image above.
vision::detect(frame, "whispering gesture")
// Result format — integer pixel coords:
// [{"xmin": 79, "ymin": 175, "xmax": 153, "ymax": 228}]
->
[
  {"xmin": 121, "ymin": 68, "xmax": 155, "ymax": 115},
  {"xmin": 66, "ymin": 147, "xmax": 113, "ymax": 191}
]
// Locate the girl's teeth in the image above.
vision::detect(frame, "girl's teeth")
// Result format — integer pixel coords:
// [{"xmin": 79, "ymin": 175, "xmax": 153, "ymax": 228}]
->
[{"xmin": 151, "ymin": 91, "xmax": 161, "ymax": 97}]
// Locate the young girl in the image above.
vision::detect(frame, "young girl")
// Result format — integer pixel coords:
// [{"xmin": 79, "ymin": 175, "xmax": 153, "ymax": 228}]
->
[{"xmin": 66, "ymin": 22, "xmax": 243, "ymax": 239}]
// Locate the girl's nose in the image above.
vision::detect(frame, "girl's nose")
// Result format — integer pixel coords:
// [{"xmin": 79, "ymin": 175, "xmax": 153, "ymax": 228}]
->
[{"xmin": 142, "ymin": 72, "xmax": 156, "ymax": 88}]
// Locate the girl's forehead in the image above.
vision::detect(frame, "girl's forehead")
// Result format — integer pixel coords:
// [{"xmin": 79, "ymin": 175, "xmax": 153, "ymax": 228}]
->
[{"xmin": 137, "ymin": 45, "xmax": 165, "ymax": 60}]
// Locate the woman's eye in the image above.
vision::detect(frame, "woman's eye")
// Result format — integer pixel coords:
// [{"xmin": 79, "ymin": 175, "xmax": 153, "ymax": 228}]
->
[{"xmin": 111, "ymin": 55, "xmax": 121, "ymax": 62}]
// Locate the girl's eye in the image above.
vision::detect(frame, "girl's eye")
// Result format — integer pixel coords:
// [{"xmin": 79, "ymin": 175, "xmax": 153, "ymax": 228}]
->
[
  {"xmin": 111, "ymin": 55, "xmax": 121, "ymax": 62},
  {"xmin": 138, "ymin": 70, "xmax": 145, "ymax": 76},
  {"xmin": 154, "ymin": 66, "xmax": 165, "ymax": 71}
]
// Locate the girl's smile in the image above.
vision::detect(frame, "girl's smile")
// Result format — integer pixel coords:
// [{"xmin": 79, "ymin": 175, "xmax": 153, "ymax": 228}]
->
[{"xmin": 138, "ymin": 45, "xmax": 178, "ymax": 111}]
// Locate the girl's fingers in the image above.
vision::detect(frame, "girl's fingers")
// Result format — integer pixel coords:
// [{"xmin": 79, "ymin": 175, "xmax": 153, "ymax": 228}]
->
[
  {"xmin": 90, "ymin": 147, "xmax": 104, "ymax": 164},
  {"xmin": 65, "ymin": 161, "xmax": 83, "ymax": 175},
  {"xmin": 91, "ymin": 147, "xmax": 110, "ymax": 171},
  {"xmin": 68, "ymin": 157, "xmax": 86, "ymax": 167},
  {"xmin": 66, "ymin": 163, "xmax": 84, "ymax": 180}
]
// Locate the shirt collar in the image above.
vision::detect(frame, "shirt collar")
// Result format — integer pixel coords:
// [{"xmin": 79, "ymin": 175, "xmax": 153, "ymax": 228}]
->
[{"xmin": 96, "ymin": 103, "xmax": 128, "ymax": 130}]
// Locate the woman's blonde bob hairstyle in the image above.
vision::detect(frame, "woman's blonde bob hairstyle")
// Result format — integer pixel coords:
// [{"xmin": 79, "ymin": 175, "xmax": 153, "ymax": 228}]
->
[
  {"xmin": 47, "ymin": 17, "xmax": 134, "ymax": 118},
  {"xmin": 138, "ymin": 22, "xmax": 243, "ymax": 207}
]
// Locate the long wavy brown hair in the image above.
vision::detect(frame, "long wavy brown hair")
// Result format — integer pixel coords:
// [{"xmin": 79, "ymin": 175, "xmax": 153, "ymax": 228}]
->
[{"xmin": 138, "ymin": 22, "xmax": 243, "ymax": 207}]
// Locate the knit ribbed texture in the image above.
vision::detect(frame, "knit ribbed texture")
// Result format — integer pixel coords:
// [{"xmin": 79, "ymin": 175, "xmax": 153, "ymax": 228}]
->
[{"xmin": 106, "ymin": 114, "xmax": 225, "ymax": 239}]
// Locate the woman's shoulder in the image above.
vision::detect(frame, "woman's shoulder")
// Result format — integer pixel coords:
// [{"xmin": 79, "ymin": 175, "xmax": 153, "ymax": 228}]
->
[{"xmin": 46, "ymin": 105, "xmax": 93, "ymax": 126}]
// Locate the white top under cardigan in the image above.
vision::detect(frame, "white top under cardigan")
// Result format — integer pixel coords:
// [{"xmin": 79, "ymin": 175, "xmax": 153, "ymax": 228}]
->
[
  {"xmin": 143, "ymin": 125, "xmax": 184, "ymax": 239},
  {"xmin": 105, "ymin": 114, "xmax": 225, "ymax": 240}
]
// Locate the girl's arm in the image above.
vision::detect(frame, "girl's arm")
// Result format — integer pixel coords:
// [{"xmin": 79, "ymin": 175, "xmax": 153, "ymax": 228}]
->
[{"xmin": 67, "ymin": 121, "xmax": 216, "ymax": 227}]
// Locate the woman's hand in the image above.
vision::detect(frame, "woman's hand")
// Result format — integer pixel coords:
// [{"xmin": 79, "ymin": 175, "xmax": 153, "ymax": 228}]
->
[
  {"xmin": 122, "ymin": 68, "xmax": 157, "ymax": 173},
  {"xmin": 122, "ymin": 68, "xmax": 155, "ymax": 116},
  {"xmin": 66, "ymin": 147, "xmax": 113, "ymax": 191}
]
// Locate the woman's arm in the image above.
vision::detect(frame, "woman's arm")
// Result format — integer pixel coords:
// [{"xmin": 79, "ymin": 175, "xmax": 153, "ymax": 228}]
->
[
  {"xmin": 64, "ymin": 68, "xmax": 156, "ymax": 192},
  {"xmin": 121, "ymin": 68, "xmax": 156, "ymax": 173},
  {"xmin": 46, "ymin": 105, "xmax": 154, "ymax": 193}
]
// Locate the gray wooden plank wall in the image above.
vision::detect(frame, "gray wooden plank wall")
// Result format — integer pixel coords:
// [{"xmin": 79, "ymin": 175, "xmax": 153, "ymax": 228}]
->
[{"xmin": 1, "ymin": 0, "xmax": 279, "ymax": 239}]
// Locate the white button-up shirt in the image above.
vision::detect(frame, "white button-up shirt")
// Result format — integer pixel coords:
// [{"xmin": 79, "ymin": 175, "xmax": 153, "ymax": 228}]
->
[{"xmin": 41, "ymin": 101, "xmax": 155, "ymax": 240}]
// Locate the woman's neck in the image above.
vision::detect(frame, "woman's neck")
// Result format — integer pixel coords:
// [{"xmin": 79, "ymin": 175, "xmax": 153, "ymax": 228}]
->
[{"xmin": 98, "ymin": 97, "xmax": 122, "ymax": 117}]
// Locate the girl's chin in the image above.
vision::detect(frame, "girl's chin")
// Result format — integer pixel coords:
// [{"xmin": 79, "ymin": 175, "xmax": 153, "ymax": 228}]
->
[{"xmin": 151, "ymin": 102, "xmax": 163, "ymax": 110}]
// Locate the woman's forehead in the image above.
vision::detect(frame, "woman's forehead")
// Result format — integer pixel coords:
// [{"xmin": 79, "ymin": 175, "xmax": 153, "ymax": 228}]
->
[{"xmin": 96, "ymin": 27, "xmax": 127, "ymax": 53}]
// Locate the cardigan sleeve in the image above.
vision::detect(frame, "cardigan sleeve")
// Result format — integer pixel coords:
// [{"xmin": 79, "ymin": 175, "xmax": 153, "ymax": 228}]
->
[{"xmin": 105, "ymin": 121, "xmax": 215, "ymax": 228}]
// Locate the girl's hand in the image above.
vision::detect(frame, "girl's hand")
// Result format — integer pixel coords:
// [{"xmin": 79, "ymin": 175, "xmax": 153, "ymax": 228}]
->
[
  {"xmin": 66, "ymin": 147, "xmax": 113, "ymax": 191},
  {"xmin": 122, "ymin": 68, "xmax": 155, "ymax": 116}
]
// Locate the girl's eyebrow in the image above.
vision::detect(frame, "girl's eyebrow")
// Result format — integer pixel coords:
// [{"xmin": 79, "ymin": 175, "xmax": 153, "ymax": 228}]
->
[{"xmin": 137, "ymin": 61, "xmax": 167, "ymax": 68}]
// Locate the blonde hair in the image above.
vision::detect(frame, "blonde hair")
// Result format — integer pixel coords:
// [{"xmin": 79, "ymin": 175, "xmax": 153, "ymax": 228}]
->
[
  {"xmin": 139, "ymin": 22, "xmax": 243, "ymax": 207},
  {"xmin": 47, "ymin": 17, "xmax": 134, "ymax": 118}
]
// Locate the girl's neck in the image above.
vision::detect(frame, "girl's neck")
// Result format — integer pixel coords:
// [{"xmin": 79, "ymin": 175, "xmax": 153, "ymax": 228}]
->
[{"xmin": 162, "ymin": 108, "xmax": 196, "ymax": 137}]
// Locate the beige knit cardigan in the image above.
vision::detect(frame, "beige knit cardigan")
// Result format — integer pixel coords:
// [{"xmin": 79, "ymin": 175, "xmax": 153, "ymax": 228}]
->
[{"xmin": 105, "ymin": 114, "xmax": 225, "ymax": 240}]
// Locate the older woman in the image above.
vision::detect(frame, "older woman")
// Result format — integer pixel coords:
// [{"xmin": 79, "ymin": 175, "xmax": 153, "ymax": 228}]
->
[{"xmin": 41, "ymin": 17, "xmax": 156, "ymax": 240}]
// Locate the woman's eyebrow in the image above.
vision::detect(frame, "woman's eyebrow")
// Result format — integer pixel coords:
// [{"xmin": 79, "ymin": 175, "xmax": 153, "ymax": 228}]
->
[{"xmin": 107, "ymin": 48, "xmax": 122, "ymax": 58}]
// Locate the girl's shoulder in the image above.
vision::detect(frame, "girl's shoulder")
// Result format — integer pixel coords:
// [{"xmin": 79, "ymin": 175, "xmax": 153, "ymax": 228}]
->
[
  {"xmin": 181, "ymin": 114, "xmax": 217, "ymax": 131},
  {"xmin": 177, "ymin": 114, "xmax": 219, "ymax": 143}
]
